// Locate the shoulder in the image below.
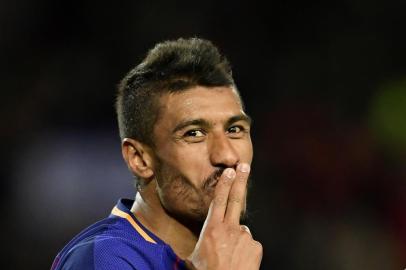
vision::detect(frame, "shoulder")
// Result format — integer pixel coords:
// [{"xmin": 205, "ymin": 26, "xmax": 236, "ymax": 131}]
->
[
  {"xmin": 93, "ymin": 235, "xmax": 161, "ymax": 269},
  {"xmin": 56, "ymin": 235, "xmax": 160, "ymax": 270}
]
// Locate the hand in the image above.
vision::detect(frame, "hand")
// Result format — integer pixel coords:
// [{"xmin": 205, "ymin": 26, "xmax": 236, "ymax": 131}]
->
[{"xmin": 186, "ymin": 163, "xmax": 263, "ymax": 270}]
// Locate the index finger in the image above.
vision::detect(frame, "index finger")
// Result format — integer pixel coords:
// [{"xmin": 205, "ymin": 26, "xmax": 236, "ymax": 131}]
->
[{"xmin": 206, "ymin": 168, "xmax": 236, "ymax": 223}]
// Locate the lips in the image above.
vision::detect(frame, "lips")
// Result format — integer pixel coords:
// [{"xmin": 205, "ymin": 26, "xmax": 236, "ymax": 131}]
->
[
  {"xmin": 207, "ymin": 177, "xmax": 220, "ymax": 188},
  {"xmin": 203, "ymin": 169, "xmax": 224, "ymax": 190}
]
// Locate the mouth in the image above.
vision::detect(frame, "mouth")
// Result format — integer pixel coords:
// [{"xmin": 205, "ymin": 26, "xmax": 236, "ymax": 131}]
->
[
  {"xmin": 207, "ymin": 177, "xmax": 220, "ymax": 188},
  {"xmin": 203, "ymin": 169, "xmax": 224, "ymax": 190}
]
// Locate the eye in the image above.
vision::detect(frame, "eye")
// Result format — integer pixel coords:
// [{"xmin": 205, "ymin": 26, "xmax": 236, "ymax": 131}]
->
[
  {"xmin": 228, "ymin": 126, "xmax": 243, "ymax": 133},
  {"xmin": 227, "ymin": 125, "xmax": 247, "ymax": 138},
  {"xmin": 184, "ymin": 129, "xmax": 205, "ymax": 138}
]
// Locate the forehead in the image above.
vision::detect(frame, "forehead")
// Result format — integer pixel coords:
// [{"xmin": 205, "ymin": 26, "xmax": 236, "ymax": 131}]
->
[{"xmin": 156, "ymin": 86, "xmax": 245, "ymax": 126}]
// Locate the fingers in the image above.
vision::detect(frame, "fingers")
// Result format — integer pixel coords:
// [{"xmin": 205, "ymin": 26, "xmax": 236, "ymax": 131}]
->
[
  {"xmin": 224, "ymin": 163, "xmax": 250, "ymax": 224},
  {"xmin": 207, "ymin": 168, "xmax": 236, "ymax": 223},
  {"xmin": 206, "ymin": 163, "xmax": 250, "ymax": 225}
]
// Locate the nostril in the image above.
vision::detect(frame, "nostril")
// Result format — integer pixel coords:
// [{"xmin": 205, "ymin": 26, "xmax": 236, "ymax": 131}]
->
[{"xmin": 209, "ymin": 135, "xmax": 240, "ymax": 167}]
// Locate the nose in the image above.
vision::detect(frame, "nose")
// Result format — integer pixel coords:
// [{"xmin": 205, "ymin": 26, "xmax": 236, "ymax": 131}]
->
[{"xmin": 208, "ymin": 133, "xmax": 239, "ymax": 168}]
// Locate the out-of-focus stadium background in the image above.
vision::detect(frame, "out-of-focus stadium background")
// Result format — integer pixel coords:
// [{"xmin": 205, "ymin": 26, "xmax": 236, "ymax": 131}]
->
[{"xmin": 1, "ymin": 1, "xmax": 405, "ymax": 269}]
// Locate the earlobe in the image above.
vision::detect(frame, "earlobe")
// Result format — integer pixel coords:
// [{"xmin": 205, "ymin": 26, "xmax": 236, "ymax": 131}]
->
[{"xmin": 122, "ymin": 138, "xmax": 154, "ymax": 180}]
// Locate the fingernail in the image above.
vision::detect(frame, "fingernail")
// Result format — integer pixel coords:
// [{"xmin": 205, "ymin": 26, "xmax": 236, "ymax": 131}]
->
[
  {"xmin": 240, "ymin": 225, "xmax": 251, "ymax": 234},
  {"xmin": 224, "ymin": 168, "xmax": 236, "ymax": 179},
  {"xmin": 238, "ymin": 163, "xmax": 250, "ymax": 173}
]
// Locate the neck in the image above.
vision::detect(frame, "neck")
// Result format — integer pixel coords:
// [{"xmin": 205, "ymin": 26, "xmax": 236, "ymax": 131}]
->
[{"xmin": 130, "ymin": 182, "xmax": 198, "ymax": 260}]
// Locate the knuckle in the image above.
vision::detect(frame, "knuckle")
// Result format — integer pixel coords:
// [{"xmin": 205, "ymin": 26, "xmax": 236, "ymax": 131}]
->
[
  {"xmin": 205, "ymin": 227, "xmax": 219, "ymax": 239},
  {"xmin": 213, "ymin": 196, "xmax": 227, "ymax": 206},
  {"xmin": 225, "ymin": 224, "xmax": 239, "ymax": 235},
  {"xmin": 228, "ymin": 195, "xmax": 242, "ymax": 204}
]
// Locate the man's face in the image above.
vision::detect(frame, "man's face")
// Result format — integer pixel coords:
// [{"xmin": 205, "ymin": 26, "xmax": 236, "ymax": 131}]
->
[{"xmin": 151, "ymin": 86, "xmax": 253, "ymax": 224}]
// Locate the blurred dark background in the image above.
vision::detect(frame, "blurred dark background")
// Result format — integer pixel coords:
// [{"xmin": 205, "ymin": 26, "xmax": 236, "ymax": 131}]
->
[{"xmin": 1, "ymin": 0, "xmax": 405, "ymax": 269}]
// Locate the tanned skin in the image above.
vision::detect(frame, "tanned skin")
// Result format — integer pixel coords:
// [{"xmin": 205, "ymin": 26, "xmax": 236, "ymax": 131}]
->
[{"xmin": 122, "ymin": 86, "xmax": 262, "ymax": 270}]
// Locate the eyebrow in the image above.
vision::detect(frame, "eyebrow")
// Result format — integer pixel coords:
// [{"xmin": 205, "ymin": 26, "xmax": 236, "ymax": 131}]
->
[
  {"xmin": 172, "ymin": 119, "xmax": 211, "ymax": 133},
  {"xmin": 172, "ymin": 114, "xmax": 252, "ymax": 134},
  {"xmin": 225, "ymin": 114, "xmax": 252, "ymax": 127}
]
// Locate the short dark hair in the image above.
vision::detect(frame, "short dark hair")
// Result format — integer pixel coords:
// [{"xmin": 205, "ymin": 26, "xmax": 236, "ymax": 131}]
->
[{"xmin": 115, "ymin": 37, "xmax": 236, "ymax": 146}]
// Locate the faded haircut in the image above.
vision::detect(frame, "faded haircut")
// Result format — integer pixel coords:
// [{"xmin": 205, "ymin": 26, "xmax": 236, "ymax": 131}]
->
[{"xmin": 115, "ymin": 37, "xmax": 238, "ymax": 146}]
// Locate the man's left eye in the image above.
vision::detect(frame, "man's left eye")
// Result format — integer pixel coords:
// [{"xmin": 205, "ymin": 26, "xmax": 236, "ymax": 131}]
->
[
  {"xmin": 228, "ymin": 126, "xmax": 242, "ymax": 133},
  {"xmin": 184, "ymin": 129, "xmax": 205, "ymax": 137}
]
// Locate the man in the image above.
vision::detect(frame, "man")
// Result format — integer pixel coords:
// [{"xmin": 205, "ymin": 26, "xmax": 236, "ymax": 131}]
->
[{"xmin": 51, "ymin": 37, "xmax": 262, "ymax": 270}]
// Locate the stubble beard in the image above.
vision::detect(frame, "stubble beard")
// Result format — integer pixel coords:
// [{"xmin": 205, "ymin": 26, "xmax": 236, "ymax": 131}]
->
[{"xmin": 154, "ymin": 160, "xmax": 250, "ymax": 231}]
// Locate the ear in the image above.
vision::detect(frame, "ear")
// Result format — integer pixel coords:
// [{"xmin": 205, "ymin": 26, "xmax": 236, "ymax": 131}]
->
[{"xmin": 121, "ymin": 138, "xmax": 155, "ymax": 180}]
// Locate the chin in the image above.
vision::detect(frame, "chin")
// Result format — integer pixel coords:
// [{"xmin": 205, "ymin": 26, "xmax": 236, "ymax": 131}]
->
[
  {"xmin": 163, "ymin": 206, "xmax": 207, "ymax": 234},
  {"xmin": 186, "ymin": 197, "xmax": 212, "ymax": 223}
]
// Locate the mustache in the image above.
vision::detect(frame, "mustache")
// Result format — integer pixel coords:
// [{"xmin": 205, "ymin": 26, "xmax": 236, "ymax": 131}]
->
[{"xmin": 202, "ymin": 168, "xmax": 225, "ymax": 190}]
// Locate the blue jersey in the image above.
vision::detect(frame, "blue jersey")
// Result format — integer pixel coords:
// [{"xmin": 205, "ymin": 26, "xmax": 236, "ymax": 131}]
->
[{"xmin": 51, "ymin": 199, "xmax": 186, "ymax": 270}]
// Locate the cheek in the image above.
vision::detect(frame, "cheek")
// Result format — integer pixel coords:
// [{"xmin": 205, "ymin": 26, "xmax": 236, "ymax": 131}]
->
[
  {"xmin": 234, "ymin": 138, "xmax": 254, "ymax": 163},
  {"xmin": 247, "ymin": 143, "xmax": 254, "ymax": 162},
  {"xmin": 156, "ymin": 167, "xmax": 210, "ymax": 221},
  {"xmin": 155, "ymin": 163, "xmax": 192, "ymax": 204},
  {"xmin": 156, "ymin": 143, "xmax": 210, "ymax": 187}
]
